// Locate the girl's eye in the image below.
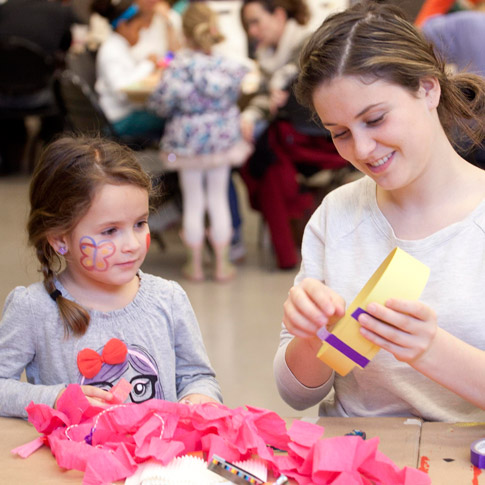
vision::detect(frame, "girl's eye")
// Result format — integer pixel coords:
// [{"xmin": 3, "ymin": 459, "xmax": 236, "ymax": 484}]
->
[
  {"xmin": 135, "ymin": 220, "xmax": 148, "ymax": 229},
  {"xmin": 101, "ymin": 228, "xmax": 117, "ymax": 236}
]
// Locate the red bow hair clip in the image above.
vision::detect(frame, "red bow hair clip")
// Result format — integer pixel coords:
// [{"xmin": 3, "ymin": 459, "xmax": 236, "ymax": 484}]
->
[{"xmin": 77, "ymin": 338, "xmax": 128, "ymax": 378}]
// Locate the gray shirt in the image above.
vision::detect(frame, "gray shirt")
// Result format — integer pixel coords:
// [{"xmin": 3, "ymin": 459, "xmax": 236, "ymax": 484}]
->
[
  {"xmin": 0, "ymin": 271, "xmax": 221, "ymax": 418},
  {"xmin": 274, "ymin": 176, "xmax": 485, "ymax": 421}
]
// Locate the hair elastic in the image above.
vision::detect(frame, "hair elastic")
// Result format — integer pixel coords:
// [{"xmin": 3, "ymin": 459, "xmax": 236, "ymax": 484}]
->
[
  {"xmin": 50, "ymin": 289, "xmax": 62, "ymax": 302},
  {"xmin": 110, "ymin": 4, "xmax": 139, "ymax": 29}
]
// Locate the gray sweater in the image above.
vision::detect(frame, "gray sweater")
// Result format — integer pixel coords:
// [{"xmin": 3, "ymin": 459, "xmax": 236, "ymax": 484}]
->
[
  {"xmin": 274, "ymin": 176, "xmax": 485, "ymax": 422},
  {"xmin": 0, "ymin": 271, "xmax": 221, "ymax": 418}
]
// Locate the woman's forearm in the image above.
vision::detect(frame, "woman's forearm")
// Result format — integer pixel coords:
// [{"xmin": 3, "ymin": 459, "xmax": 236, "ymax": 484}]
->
[{"xmin": 285, "ymin": 336, "xmax": 334, "ymax": 388}]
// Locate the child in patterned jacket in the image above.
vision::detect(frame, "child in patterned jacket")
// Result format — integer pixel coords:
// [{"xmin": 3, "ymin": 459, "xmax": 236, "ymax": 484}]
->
[{"xmin": 149, "ymin": 2, "xmax": 252, "ymax": 282}]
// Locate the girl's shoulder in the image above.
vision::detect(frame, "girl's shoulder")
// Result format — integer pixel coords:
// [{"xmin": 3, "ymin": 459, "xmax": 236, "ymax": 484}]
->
[
  {"xmin": 1, "ymin": 281, "xmax": 51, "ymax": 319},
  {"xmin": 137, "ymin": 271, "xmax": 189, "ymax": 305}
]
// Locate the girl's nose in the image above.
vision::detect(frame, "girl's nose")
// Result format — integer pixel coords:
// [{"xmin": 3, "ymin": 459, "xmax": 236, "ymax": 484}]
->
[{"xmin": 122, "ymin": 230, "xmax": 141, "ymax": 252}]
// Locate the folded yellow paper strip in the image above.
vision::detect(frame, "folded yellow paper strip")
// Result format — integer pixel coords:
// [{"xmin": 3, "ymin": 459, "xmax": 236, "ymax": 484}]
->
[{"xmin": 316, "ymin": 247, "xmax": 430, "ymax": 376}]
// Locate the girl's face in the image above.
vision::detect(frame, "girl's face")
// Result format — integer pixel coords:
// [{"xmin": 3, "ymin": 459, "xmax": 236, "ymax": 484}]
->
[
  {"xmin": 312, "ymin": 75, "xmax": 441, "ymax": 192},
  {"xmin": 117, "ymin": 16, "xmax": 146, "ymax": 46},
  {"xmin": 63, "ymin": 183, "xmax": 150, "ymax": 291},
  {"xmin": 242, "ymin": 2, "xmax": 286, "ymax": 48}
]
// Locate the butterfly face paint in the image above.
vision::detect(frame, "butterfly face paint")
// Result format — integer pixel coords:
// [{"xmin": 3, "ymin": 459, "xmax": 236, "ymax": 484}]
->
[
  {"xmin": 146, "ymin": 232, "xmax": 151, "ymax": 252},
  {"xmin": 79, "ymin": 236, "xmax": 116, "ymax": 271}
]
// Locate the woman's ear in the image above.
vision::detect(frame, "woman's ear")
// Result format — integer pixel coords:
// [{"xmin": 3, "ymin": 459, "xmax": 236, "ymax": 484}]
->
[
  {"xmin": 274, "ymin": 6, "xmax": 288, "ymax": 22},
  {"xmin": 419, "ymin": 77, "xmax": 441, "ymax": 110}
]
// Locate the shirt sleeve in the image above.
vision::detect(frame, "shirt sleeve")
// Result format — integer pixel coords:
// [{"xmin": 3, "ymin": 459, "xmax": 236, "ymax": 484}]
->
[
  {"xmin": 169, "ymin": 283, "xmax": 222, "ymax": 402},
  {"xmin": 273, "ymin": 202, "xmax": 335, "ymax": 410},
  {"xmin": 274, "ymin": 324, "xmax": 334, "ymax": 410},
  {"xmin": 0, "ymin": 288, "xmax": 64, "ymax": 418}
]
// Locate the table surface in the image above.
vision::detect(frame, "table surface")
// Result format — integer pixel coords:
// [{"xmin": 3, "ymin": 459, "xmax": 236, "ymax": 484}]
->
[{"xmin": 2, "ymin": 416, "xmax": 485, "ymax": 484}]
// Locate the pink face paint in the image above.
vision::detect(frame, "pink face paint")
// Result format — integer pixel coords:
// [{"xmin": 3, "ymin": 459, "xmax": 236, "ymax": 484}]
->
[
  {"xmin": 146, "ymin": 232, "xmax": 151, "ymax": 252},
  {"xmin": 79, "ymin": 236, "xmax": 116, "ymax": 272}
]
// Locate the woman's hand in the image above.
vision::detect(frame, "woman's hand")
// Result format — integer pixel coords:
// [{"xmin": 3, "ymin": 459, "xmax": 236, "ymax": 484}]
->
[
  {"xmin": 358, "ymin": 299, "xmax": 438, "ymax": 364},
  {"xmin": 55, "ymin": 385, "xmax": 114, "ymax": 409},
  {"xmin": 269, "ymin": 88, "xmax": 289, "ymax": 115},
  {"xmin": 240, "ymin": 117, "xmax": 255, "ymax": 143},
  {"xmin": 283, "ymin": 278, "xmax": 346, "ymax": 339},
  {"xmin": 178, "ymin": 393, "xmax": 219, "ymax": 405}
]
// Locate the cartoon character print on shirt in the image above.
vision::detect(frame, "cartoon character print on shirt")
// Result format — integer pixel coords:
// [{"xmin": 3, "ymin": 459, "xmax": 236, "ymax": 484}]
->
[{"xmin": 77, "ymin": 338, "xmax": 164, "ymax": 402}]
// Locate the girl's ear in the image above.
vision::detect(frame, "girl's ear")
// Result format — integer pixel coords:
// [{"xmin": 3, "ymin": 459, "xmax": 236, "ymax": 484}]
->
[
  {"xmin": 419, "ymin": 77, "xmax": 441, "ymax": 110},
  {"xmin": 47, "ymin": 234, "xmax": 69, "ymax": 255}
]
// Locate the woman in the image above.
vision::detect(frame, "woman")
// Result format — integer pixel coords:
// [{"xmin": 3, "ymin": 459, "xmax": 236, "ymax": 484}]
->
[
  {"xmin": 130, "ymin": 0, "xmax": 182, "ymax": 62},
  {"xmin": 240, "ymin": 0, "xmax": 312, "ymax": 141},
  {"xmin": 275, "ymin": 1, "xmax": 485, "ymax": 421}
]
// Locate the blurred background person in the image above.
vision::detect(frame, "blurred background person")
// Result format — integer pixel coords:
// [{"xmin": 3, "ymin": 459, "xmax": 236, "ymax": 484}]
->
[
  {"xmin": 149, "ymin": 3, "xmax": 252, "ymax": 282},
  {"xmin": 421, "ymin": 8, "xmax": 485, "ymax": 167},
  {"xmin": 91, "ymin": 0, "xmax": 165, "ymax": 140},
  {"xmin": 130, "ymin": 0, "xmax": 182, "ymax": 62},
  {"xmin": 239, "ymin": 0, "xmax": 313, "ymax": 143}
]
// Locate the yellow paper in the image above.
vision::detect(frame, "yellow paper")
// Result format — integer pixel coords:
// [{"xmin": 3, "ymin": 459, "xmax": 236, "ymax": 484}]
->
[{"xmin": 317, "ymin": 247, "xmax": 430, "ymax": 376}]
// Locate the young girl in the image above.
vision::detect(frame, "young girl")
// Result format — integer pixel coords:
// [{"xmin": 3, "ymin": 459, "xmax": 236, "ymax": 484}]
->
[
  {"xmin": 0, "ymin": 136, "xmax": 221, "ymax": 419},
  {"xmin": 275, "ymin": 2, "xmax": 485, "ymax": 421},
  {"xmin": 92, "ymin": 0, "xmax": 165, "ymax": 139},
  {"xmin": 148, "ymin": 3, "xmax": 253, "ymax": 282}
]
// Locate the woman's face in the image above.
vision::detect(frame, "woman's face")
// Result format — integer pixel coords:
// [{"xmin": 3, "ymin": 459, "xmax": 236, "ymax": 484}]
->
[
  {"xmin": 136, "ymin": 0, "xmax": 159, "ymax": 14},
  {"xmin": 242, "ymin": 2, "xmax": 286, "ymax": 48},
  {"xmin": 312, "ymin": 75, "xmax": 441, "ymax": 192}
]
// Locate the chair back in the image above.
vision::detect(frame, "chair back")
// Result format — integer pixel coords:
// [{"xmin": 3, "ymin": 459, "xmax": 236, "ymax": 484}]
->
[
  {"xmin": 0, "ymin": 36, "xmax": 55, "ymax": 96},
  {"xmin": 65, "ymin": 50, "xmax": 97, "ymax": 91},
  {"xmin": 53, "ymin": 69, "xmax": 115, "ymax": 137}
]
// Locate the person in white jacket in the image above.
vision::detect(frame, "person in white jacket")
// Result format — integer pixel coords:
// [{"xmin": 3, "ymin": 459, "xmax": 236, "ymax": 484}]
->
[{"xmin": 92, "ymin": 0, "xmax": 165, "ymax": 139}]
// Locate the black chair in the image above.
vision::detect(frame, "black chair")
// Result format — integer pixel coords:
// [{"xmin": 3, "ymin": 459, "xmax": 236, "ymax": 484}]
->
[
  {"xmin": 53, "ymin": 69, "xmax": 158, "ymax": 150},
  {"xmin": 53, "ymin": 68, "xmax": 115, "ymax": 138},
  {"xmin": 0, "ymin": 36, "xmax": 56, "ymax": 98},
  {"xmin": 0, "ymin": 36, "xmax": 60, "ymax": 172},
  {"xmin": 65, "ymin": 49, "xmax": 97, "ymax": 91}
]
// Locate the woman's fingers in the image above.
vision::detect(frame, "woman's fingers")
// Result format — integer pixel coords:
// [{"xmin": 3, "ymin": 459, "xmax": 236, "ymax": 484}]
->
[
  {"xmin": 283, "ymin": 278, "xmax": 345, "ymax": 338},
  {"xmin": 358, "ymin": 299, "xmax": 437, "ymax": 362}
]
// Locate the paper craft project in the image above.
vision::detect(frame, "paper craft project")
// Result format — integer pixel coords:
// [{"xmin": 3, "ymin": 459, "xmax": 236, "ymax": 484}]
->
[
  {"xmin": 13, "ymin": 384, "xmax": 431, "ymax": 485},
  {"xmin": 317, "ymin": 247, "xmax": 430, "ymax": 376}
]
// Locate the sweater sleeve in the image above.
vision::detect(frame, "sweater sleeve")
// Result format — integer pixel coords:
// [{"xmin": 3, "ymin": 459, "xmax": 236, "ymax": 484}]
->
[
  {"xmin": 274, "ymin": 324, "xmax": 334, "ymax": 411},
  {"xmin": 0, "ymin": 288, "xmax": 65, "ymax": 418},
  {"xmin": 169, "ymin": 283, "xmax": 222, "ymax": 402},
  {"xmin": 273, "ymin": 202, "xmax": 336, "ymax": 410}
]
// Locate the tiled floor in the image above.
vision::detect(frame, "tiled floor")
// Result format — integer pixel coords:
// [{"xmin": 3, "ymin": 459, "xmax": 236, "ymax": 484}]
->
[{"xmin": 0, "ymin": 168, "xmax": 319, "ymax": 418}]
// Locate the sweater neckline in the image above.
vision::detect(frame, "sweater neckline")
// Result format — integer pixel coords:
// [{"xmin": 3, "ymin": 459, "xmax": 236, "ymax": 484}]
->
[
  {"xmin": 54, "ymin": 270, "xmax": 147, "ymax": 317},
  {"xmin": 364, "ymin": 177, "xmax": 485, "ymax": 251}
]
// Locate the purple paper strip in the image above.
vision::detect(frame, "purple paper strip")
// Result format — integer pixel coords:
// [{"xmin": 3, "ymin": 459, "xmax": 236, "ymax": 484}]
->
[
  {"xmin": 351, "ymin": 307, "xmax": 370, "ymax": 320},
  {"xmin": 325, "ymin": 334, "xmax": 370, "ymax": 368},
  {"xmin": 317, "ymin": 326, "xmax": 331, "ymax": 340}
]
